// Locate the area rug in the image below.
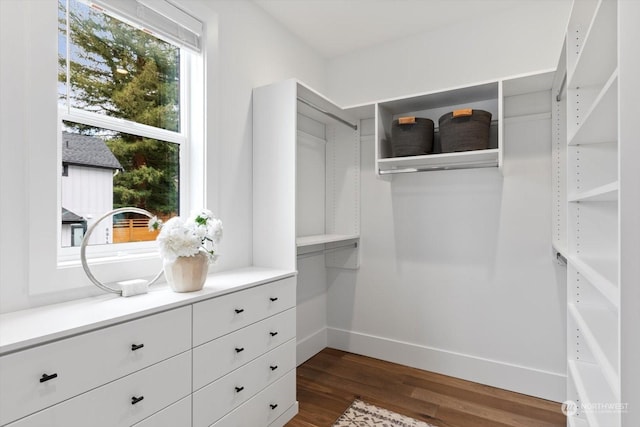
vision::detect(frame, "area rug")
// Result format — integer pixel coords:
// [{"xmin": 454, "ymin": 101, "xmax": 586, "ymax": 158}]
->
[{"xmin": 333, "ymin": 399, "xmax": 437, "ymax": 427}]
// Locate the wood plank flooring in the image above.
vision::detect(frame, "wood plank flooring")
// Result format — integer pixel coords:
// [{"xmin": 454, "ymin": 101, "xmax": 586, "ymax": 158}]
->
[{"xmin": 286, "ymin": 348, "xmax": 566, "ymax": 427}]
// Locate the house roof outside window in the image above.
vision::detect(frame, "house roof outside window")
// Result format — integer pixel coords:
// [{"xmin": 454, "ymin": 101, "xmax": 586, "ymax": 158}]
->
[
  {"xmin": 62, "ymin": 131, "xmax": 123, "ymax": 171},
  {"xmin": 61, "ymin": 207, "xmax": 86, "ymax": 224}
]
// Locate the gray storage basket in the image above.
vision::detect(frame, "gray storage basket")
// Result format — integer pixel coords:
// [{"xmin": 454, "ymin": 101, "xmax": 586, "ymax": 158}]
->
[
  {"xmin": 438, "ymin": 109, "xmax": 492, "ymax": 153},
  {"xmin": 391, "ymin": 117, "xmax": 434, "ymax": 157}
]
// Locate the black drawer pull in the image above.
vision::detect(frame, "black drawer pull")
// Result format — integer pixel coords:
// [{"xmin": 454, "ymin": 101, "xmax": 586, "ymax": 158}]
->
[
  {"xmin": 270, "ymin": 403, "xmax": 278, "ymax": 410},
  {"xmin": 40, "ymin": 373, "xmax": 58, "ymax": 383},
  {"xmin": 270, "ymin": 365, "xmax": 278, "ymax": 371},
  {"xmin": 235, "ymin": 347, "xmax": 245, "ymax": 353},
  {"xmin": 131, "ymin": 343, "xmax": 144, "ymax": 351},
  {"xmin": 235, "ymin": 386, "xmax": 244, "ymax": 393},
  {"xmin": 269, "ymin": 297, "xmax": 278, "ymax": 302},
  {"xmin": 269, "ymin": 331, "xmax": 278, "ymax": 337},
  {"xmin": 234, "ymin": 308, "xmax": 244, "ymax": 314},
  {"xmin": 131, "ymin": 396, "xmax": 144, "ymax": 405}
]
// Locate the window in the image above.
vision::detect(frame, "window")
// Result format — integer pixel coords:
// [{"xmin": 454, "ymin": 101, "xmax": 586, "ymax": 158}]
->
[
  {"xmin": 58, "ymin": 0, "xmax": 194, "ymax": 250},
  {"xmin": 26, "ymin": 0, "xmax": 206, "ymax": 294}
]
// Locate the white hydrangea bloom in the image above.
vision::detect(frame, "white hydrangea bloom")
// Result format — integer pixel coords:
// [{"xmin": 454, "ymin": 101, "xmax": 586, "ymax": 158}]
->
[
  {"xmin": 208, "ymin": 218, "xmax": 223, "ymax": 243},
  {"xmin": 155, "ymin": 211, "xmax": 223, "ymax": 263}
]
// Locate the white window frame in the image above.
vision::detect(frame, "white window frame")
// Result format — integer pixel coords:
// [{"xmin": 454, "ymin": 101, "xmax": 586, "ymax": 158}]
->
[{"xmin": 26, "ymin": 0, "xmax": 205, "ymax": 296}]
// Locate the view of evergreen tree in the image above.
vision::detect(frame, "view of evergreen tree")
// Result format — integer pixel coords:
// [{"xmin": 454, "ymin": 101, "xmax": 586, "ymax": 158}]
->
[{"xmin": 59, "ymin": 0, "xmax": 180, "ymax": 216}]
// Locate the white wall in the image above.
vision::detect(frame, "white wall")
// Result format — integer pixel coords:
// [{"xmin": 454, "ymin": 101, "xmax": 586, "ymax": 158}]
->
[
  {"xmin": 0, "ymin": 0, "xmax": 326, "ymax": 313},
  {"xmin": 321, "ymin": 3, "xmax": 571, "ymax": 401},
  {"xmin": 326, "ymin": 1, "xmax": 571, "ymax": 106}
]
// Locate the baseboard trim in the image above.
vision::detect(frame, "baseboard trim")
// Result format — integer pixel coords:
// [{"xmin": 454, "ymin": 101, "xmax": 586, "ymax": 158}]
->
[
  {"xmin": 327, "ymin": 327, "xmax": 566, "ymax": 402},
  {"xmin": 296, "ymin": 327, "xmax": 327, "ymax": 366}
]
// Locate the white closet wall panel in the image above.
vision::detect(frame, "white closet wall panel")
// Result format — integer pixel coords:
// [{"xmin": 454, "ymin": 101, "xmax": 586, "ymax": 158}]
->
[
  {"xmin": 295, "ymin": 255, "xmax": 328, "ymax": 365},
  {"xmin": 296, "ymin": 124, "xmax": 326, "ymax": 238},
  {"xmin": 618, "ymin": 1, "xmax": 640, "ymax": 425},
  {"xmin": 325, "ymin": 123, "xmax": 360, "ymax": 238},
  {"xmin": 253, "ymin": 80, "xmax": 297, "ymax": 271}
]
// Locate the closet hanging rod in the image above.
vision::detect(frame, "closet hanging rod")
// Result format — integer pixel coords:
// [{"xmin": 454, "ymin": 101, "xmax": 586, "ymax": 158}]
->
[
  {"xmin": 297, "ymin": 97, "xmax": 358, "ymax": 131},
  {"xmin": 379, "ymin": 164, "xmax": 497, "ymax": 175},
  {"xmin": 296, "ymin": 241, "xmax": 358, "ymax": 259},
  {"xmin": 556, "ymin": 72, "xmax": 567, "ymax": 102}
]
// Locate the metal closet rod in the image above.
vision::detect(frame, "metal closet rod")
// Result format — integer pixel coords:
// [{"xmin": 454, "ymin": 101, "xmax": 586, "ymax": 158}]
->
[
  {"xmin": 380, "ymin": 163, "xmax": 497, "ymax": 175},
  {"xmin": 296, "ymin": 241, "xmax": 358, "ymax": 259},
  {"xmin": 297, "ymin": 97, "xmax": 358, "ymax": 131},
  {"xmin": 555, "ymin": 248, "xmax": 567, "ymax": 266}
]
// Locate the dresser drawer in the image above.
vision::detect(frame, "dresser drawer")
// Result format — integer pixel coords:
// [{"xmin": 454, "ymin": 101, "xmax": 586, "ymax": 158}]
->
[
  {"xmin": 133, "ymin": 395, "xmax": 191, "ymax": 427},
  {"xmin": 211, "ymin": 370, "xmax": 296, "ymax": 427},
  {"xmin": 193, "ymin": 277, "xmax": 295, "ymax": 346},
  {"xmin": 0, "ymin": 306, "xmax": 191, "ymax": 425},
  {"xmin": 193, "ymin": 338, "xmax": 296, "ymax": 427},
  {"xmin": 193, "ymin": 308, "xmax": 296, "ymax": 391},
  {"xmin": 6, "ymin": 351, "xmax": 191, "ymax": 427}
]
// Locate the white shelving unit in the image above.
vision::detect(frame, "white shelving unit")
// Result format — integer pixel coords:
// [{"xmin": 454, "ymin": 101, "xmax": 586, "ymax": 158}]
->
[
  {"xmin": 558, "ymin": 1, "xmax": 640, "ymax": 425},
  {"xmin": 374, "ymin": 81, "xmax": 501, "ymax": 175},
  {"xmin": 253, "ymin": 79, "xmax": 360, "ymax": 271}
]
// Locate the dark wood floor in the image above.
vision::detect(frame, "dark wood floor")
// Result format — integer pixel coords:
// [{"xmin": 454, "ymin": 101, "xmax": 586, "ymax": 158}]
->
[{"xmin": 286, "ymin": 348, "xmax": 565, "ymax": 427}]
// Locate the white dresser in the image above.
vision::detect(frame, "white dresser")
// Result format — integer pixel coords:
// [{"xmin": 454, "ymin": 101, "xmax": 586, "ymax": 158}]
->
[{"xmin": 0, "ymin": 268, "xmax": 298, "ymax": 427}]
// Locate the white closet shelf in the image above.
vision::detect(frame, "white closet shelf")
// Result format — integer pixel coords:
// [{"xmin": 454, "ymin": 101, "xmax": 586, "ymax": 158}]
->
[
  {"xmin": 568, "ymin": 303, "xmax": 619, "ymax": 393},
  {"xmin": 568, "ymin": 71, "xmax": 618, "ymax": 146},
  {"xmin": 378, "ymin": 149, "xmax": 499, "ymax": 174},
  {"xmin": 569, "ymin": 360, "xmax": 621, "ymax": 427},
  {"xmin": 568, "ymin": 0, "xmax": 617, "ymax": 89},
  {"xmin": 296, "ymin": 234, "xmax": 359, "ymax": 248},
  {"xmin": 568, "ymin": 181, "xmax": 618, "ymax": 202},
  {"xmin": 567, "ymin": 255, "xmax": 619, "ymax": 309},
  {"xmin": 568, "ymin": 416, "xmax": 589, "ymax": 427}
]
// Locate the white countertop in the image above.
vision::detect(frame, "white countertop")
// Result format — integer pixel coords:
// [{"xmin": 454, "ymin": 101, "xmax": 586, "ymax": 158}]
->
[{"xmin": 0, "ymin": 267, "xmax": 296, "ymax": 355}]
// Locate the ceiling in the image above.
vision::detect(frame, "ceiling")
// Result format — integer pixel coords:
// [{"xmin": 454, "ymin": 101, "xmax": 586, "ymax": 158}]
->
[{"xmin": 253, "ymin": 0, "xmax": 540, "ymax": 58}]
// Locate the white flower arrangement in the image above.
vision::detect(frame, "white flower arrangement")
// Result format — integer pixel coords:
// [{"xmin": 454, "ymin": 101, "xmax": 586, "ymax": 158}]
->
[{"xmin": 149, "ymin": 209, "xmax": 223, "ymax": 263}]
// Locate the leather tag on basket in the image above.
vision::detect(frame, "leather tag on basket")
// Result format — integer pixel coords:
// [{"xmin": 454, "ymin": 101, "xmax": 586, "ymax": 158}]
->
[
  {"xmin": 453, "ymin": 109, "xmax": 473, "ymax": 118},
  {"xmin": 398, "ymin": 116, "xmax": 416, "ymax": 125}
]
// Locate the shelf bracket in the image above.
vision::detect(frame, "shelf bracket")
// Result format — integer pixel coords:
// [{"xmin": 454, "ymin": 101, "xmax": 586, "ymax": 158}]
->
[{"xmin": 553, "ymin": 247, "xmax": 567, "ymax": 266}]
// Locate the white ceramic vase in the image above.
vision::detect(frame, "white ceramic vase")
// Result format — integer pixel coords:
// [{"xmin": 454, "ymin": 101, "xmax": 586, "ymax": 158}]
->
[{"xmin": 163, "ymin": 252, "xmax": 208, "ymax": 292}]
